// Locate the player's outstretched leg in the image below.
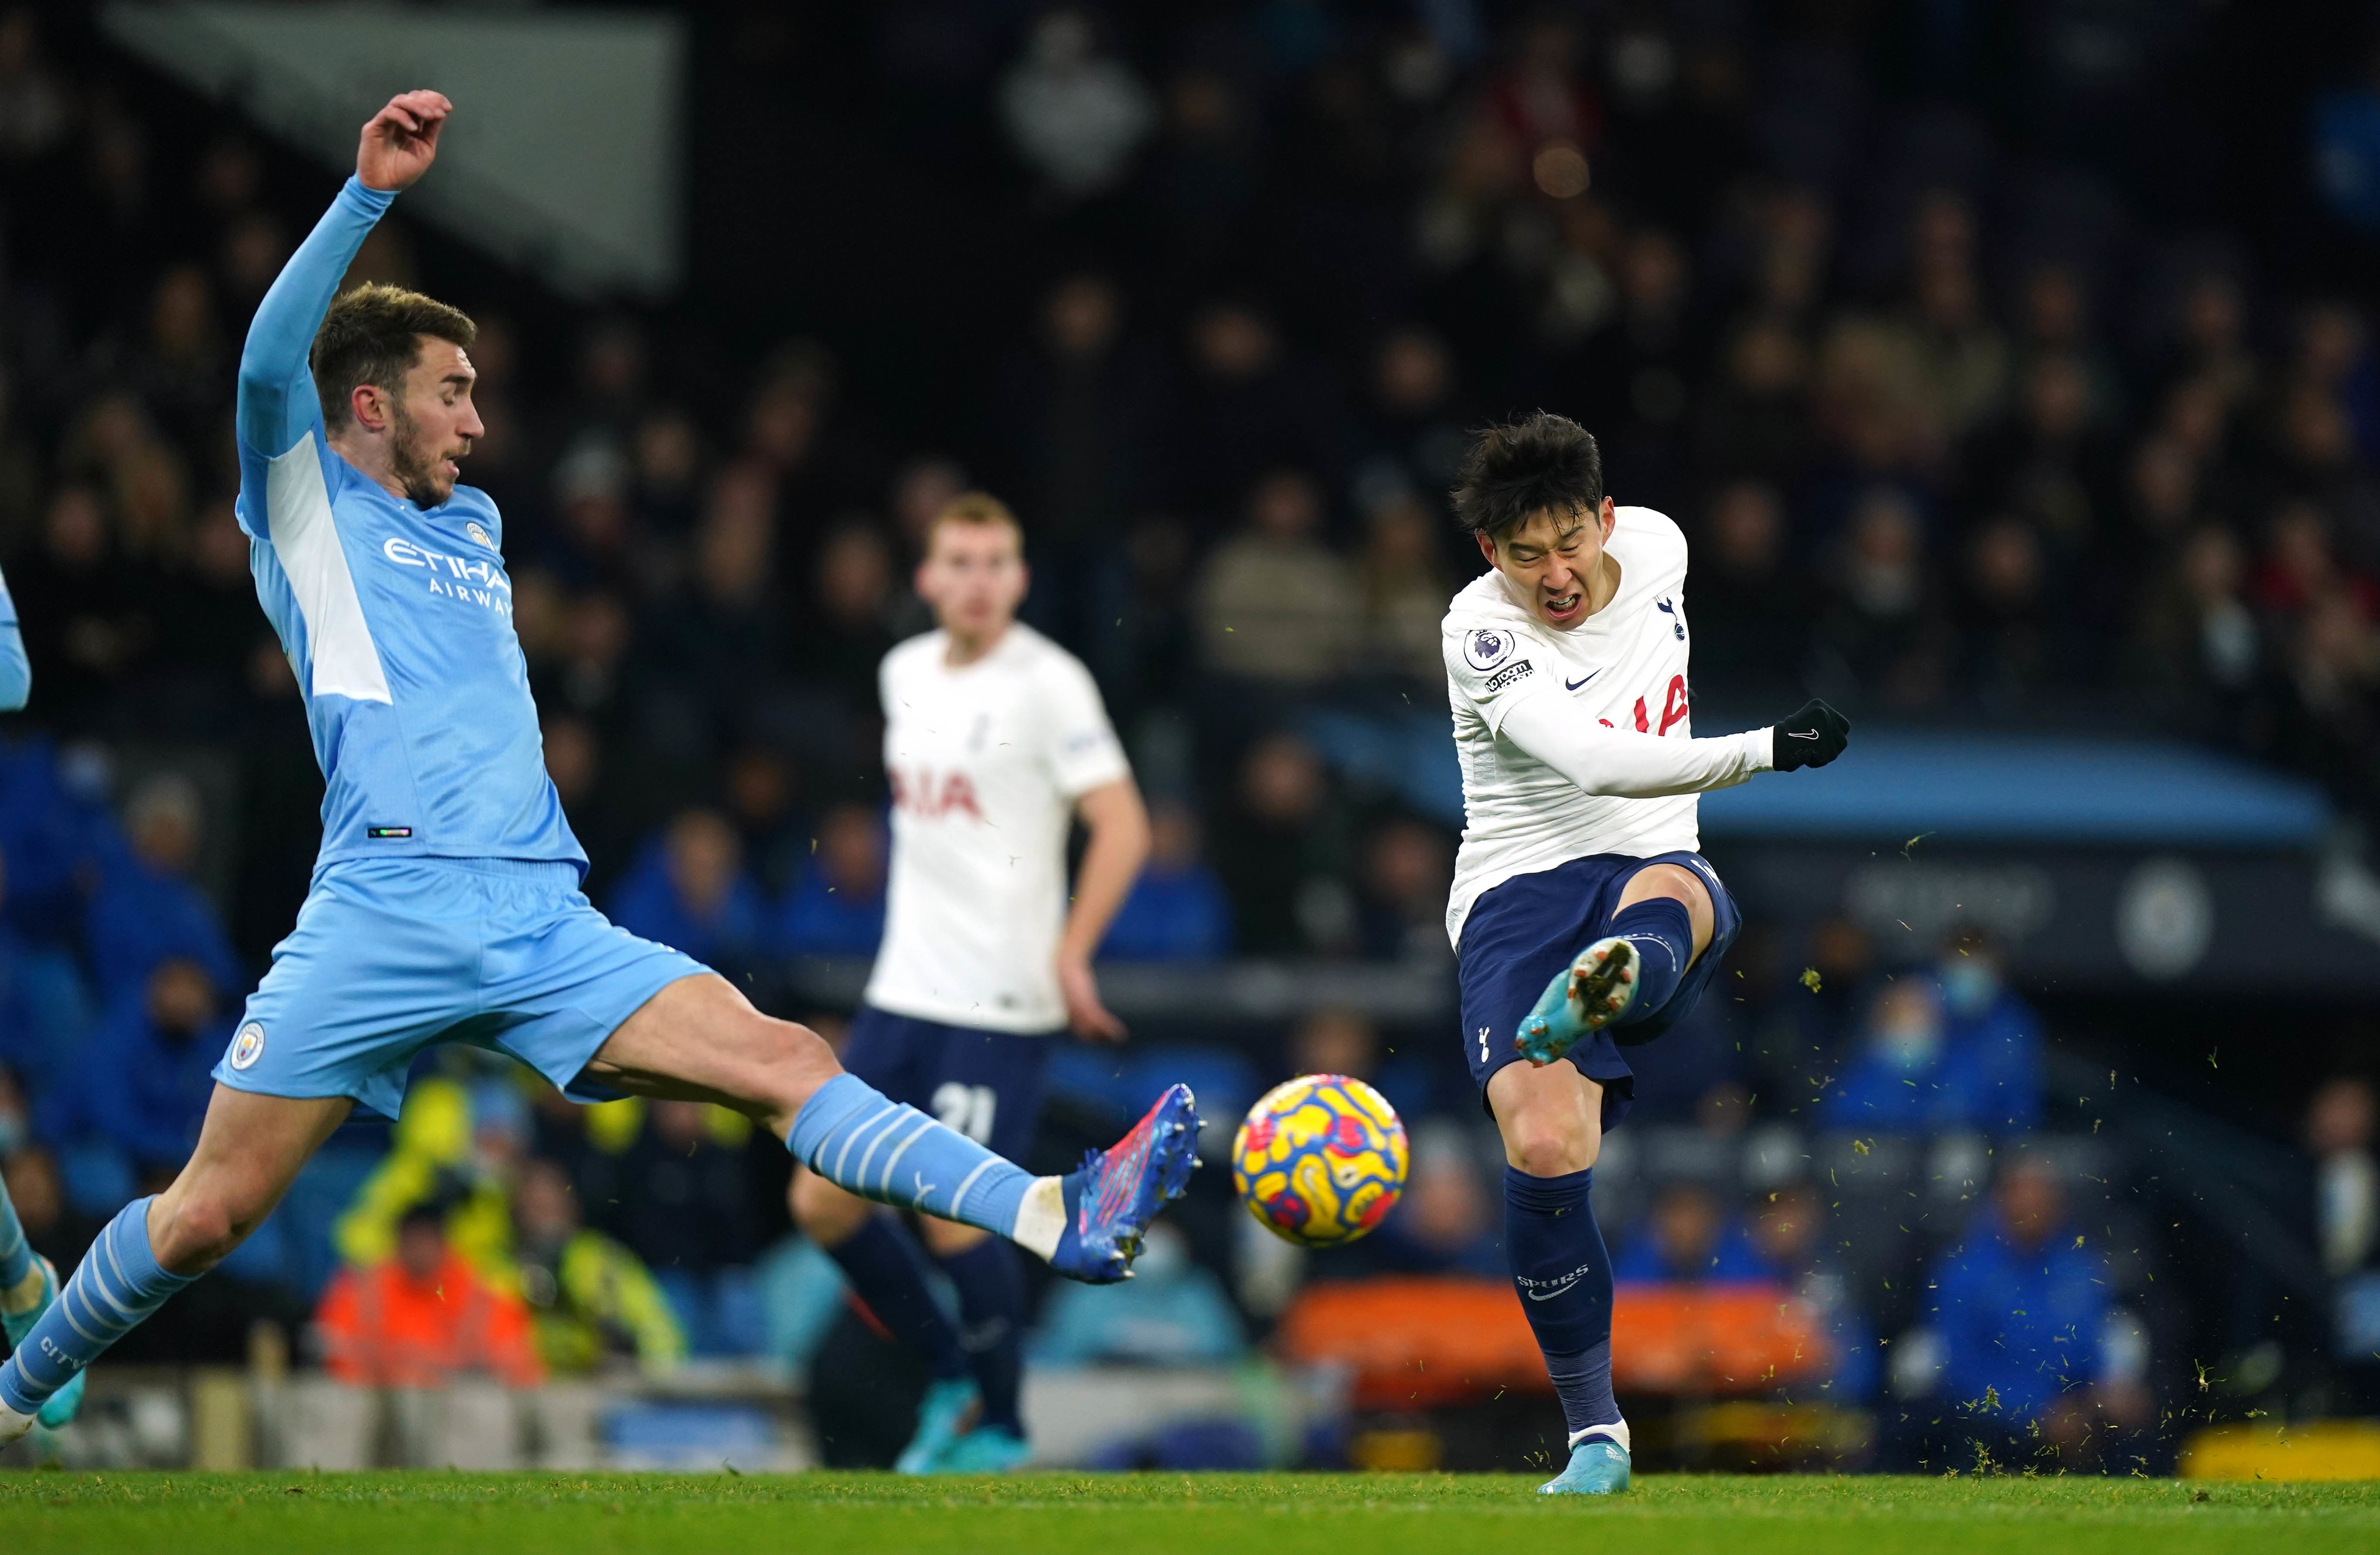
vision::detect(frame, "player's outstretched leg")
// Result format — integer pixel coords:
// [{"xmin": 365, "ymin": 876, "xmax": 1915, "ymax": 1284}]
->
[
  {"xmin": 584, "ymin": 976, "xmax": 1200, "ymax": 1286},
  {"xmin": 0, "ymin": 1088, "xmax": 350, "ymax": 1447},
  {"xmin": 0, "ymin": 1171, "xmax": 83, "ymax": 1429},
  {"xmin": 1516, "ymin": 866, "xmax": 1710, "ymax": 1066},
  {"xmin": 1487, "ymin": 1060, "xmax": 1630, "ymax": 1495},
  {"xmin": 790, "ymin": 1074, "xmax": 1200, "ymax": 1285}
]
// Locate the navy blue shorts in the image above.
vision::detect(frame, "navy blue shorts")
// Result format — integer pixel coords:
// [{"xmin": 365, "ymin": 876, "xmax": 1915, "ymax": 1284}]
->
[
  {"xmin": 840, "ymin": 1005, "xmax": 1056, "ymax": 1162},
  {"xmin": 1456, "ymin": 850, "xmax": 1741, "ymax": 1132}
]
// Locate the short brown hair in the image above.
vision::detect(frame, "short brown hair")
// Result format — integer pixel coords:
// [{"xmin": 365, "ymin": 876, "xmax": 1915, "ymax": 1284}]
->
[
  {"xmin": 310, "ymin": 283, "xmax": 478, "ymax": 431},
  {"xmin": 927, "ymin": 490, "xmax": 1024, "ymax": 551}
]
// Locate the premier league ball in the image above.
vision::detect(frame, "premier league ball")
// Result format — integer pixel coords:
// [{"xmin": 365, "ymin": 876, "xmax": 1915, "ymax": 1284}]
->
[{"xmin": 1232, "ymin": 1074, "xmax": 1410, "ymax": 1247}]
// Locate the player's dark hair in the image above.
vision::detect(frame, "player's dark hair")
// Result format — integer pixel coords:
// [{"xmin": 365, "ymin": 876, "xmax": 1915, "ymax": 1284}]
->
[
  {"xmin": 1451, "ymin": 411, "xmax": 1604, "ymax": 541},
  {"xmin": 311, "ymin": 283, "xmax": 478, "ymax": 431}
]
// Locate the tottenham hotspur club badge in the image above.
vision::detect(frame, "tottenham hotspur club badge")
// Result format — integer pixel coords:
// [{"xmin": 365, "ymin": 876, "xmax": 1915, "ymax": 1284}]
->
[
  {"xmin": 229, "ymin": 1021, "xmax": 266, "ymax": 1071},
  {"xmin": 1464, "ymin": 627, "xmax": 1513, "ymax": 672}
]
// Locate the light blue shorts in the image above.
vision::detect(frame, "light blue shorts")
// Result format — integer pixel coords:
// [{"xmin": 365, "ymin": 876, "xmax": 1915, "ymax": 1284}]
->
[{"xmin": 214, "ymin": 857, "xmax": 711, "ymax": 1120}]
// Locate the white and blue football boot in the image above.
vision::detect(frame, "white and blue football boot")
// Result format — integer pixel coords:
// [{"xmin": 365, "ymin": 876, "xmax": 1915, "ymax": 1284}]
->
[
  {"xmin": 3, "ymin": 1255, "xmax": 86, "ymax": 1430},
  {"xmin": 894, "ymin": 1376, "xmax": 982, "ymax": 1475},
  {"xmin": 1516, "ymin": 937, "xmax": 1637, "ymax": 1067},
  {"xmin": 1540, "ymin": 1424, "xmax": 1632, "ymax": 1495},
  {"xmin": 1047, "ymin": 1084, "xmax": 1201, "ymax": 1285}
]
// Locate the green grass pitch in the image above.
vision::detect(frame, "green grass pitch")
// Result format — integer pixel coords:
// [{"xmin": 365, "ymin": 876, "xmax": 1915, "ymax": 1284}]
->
[{"xmin": 3, "ymin": 1471, "xmax": 2375, "ymax": 1553}]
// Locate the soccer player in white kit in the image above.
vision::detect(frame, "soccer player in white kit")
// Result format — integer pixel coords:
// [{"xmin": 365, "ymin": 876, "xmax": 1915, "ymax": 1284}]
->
[
  {"xmin": 1440, "ymin": 413, "xmax": 1848, "ymax": 1494},
  {"xmin": 792, "ymin": 492, "xmax": 1151, "ymax": 1473}
]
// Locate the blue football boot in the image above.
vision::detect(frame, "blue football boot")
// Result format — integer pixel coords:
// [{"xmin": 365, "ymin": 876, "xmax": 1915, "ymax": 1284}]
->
[
  {"xmin": 1516, "ymin": 937, "xmax": 1637, "ymax": 1066},
  {"xmin": 1047, "ymin": 1084, "xmax": 1200, "ymax": 1284},
  {"xmin": 3, "ymin": 1256, "xmax": 86, "ymax": 1430},
  {"xmin": 894, "ymin": 1376, "xmax": 981, "ymax": 1474},
  {"xmin": 1539, "ymin": 1432, "xmax": 1632, "ymax": 1495},
  {"xmin": 936, "ymin": 1424, "xmax": 1032, "ymax": 1474}
]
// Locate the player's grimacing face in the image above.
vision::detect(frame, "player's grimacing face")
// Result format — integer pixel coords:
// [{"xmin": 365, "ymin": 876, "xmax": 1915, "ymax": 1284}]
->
[
  {"xmin": 1481, "ymin": 498, "xmax": 1616, "ymax": 630},
  {"xmin": 389, "ymin": 337, "xmax": 484, "ymax": 507},
  {"xmin": 918, "ymin": 521, "xmax": 1028, "ymax": 637}
]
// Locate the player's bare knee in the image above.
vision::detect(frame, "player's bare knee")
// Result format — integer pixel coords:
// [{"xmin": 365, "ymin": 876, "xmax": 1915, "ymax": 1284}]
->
[
  {"xmin": 1503, "ymin": 1112, "xmax": 1599, "ymax": 1177},
  {"xmin": 724, "ymin": 1011, "xmax": 840, "ymax": 1125},
  {"xmin": 151, "ymin": 1192, "xmax": 249, "ymax": 1274}
]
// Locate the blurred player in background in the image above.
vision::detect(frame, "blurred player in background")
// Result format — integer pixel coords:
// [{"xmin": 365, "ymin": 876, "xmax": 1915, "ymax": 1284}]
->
[
  {"xmin": 1440, "ymin": 413, "xmax": 1849, "ymax": 1494},
  {"xmin": 793, "ymin": 494, "xmax": 1150, "ymax": 1473},
  {"xmin": 0, "ymin": 93, "xmax": 1200, "ymax": 1447},
  {"xmin": 0, "ymin": 558, "xmax": 84, "ymax": 1435}
]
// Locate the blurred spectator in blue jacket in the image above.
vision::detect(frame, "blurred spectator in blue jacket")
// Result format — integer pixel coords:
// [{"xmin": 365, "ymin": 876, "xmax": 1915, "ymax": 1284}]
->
[
  {"xmin": 84, "ymin": 772, "xmax": 241, "ymax": 996},
  {"xmin": 1821, "ymin": 937, "xmax": 2041, "ymax": 1136},
  {"xmin": 1751, "ymin": 1181, "xmax": 1879, "ymax": 1402},
  {"xmin": 1032, "ymin": 1222, "xmax": 1245, "ymax": 1365},
  {"xmin": 608, "ymin": 808, "xmax": 768, "ymax": 967},
  {"xmin": 772, "ymin": 802, "xmax": 887, "ymax": 956},
  {"xmin": 1614, "ymin": 1180, "xmax": 1769, "ymax": 1282},
  {"xmin": 0, "ymin": 845, "xmax": 94, "ymax": 1098},
  {"xmin": 1931, "ymin": 927, "xmax": 2044, "ymax": 1133},
  {"xmin": 50, "ymin": 957, "xmax": 222, "ymax": 1187},
  {"xmin": 1355, "ymin": 1120, "xmax": 1503, "ymax": 1276},
  {"xmin": 0, "ymin": 738, "xmax": 114, "ymax": 946},
  {"xmin": 1100, "ymin": 798, "xmax": 1231, "ymax": 961},
  {"xmin": 1910, "ymin": 1155, "xmax": 2148, "ymax": 1468}
]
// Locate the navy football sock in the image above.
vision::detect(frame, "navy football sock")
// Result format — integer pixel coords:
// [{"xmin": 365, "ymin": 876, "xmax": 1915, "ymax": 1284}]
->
[
  {"xmin": 0, "ymin": 1197, "xmax": 193, "ymax": 1413},
  {"xmin": 1606, "ymin": 896, "xmax": 1693, "ymax": 1028},
  {"xmin": 1504, "ymin": 1166, "xmax": 1620, "ymax": 1438},
  {"xmin": 820, "ymin": 1215, "xmax": 969, "ymax": 1382},
  {"xmin": 938, "ymin": 1237, "xmax": 1029, "ymax": 1434},
  {"xmin": 1545, "ymin": 1341, "xmax": 1621, "ymax": 1446}
]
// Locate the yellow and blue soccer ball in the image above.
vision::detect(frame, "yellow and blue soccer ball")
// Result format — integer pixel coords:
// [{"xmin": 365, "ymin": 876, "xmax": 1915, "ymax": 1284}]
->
[{"xmin": 1232, "ymin": 1074, "xmax": 1409, "ymax": 1247}]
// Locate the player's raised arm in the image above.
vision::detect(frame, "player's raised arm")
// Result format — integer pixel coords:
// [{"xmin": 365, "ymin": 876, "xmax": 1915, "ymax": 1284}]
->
[{"xmin": 235, "ymin": 91, "xmax": 450, "ymax": 461}]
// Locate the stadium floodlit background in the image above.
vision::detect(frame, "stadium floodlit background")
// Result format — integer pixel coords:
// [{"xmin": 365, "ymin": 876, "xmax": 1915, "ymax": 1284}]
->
[{"xmin": 1, "ymin": 0, "xmax": 2378, "ymax": 1482}]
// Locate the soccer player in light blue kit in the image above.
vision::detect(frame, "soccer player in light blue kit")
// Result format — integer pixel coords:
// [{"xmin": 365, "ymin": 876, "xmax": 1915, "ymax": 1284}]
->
[
  {"xmin": 0, "ymin": 559, "xmax": 87, "ymax": 1435},
  {"xmin": 0, "ymin": 92, "xmax": 1200, "ymax": 1446}
]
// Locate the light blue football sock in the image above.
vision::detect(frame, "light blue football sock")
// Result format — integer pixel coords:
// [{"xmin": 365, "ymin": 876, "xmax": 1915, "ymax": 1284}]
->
[
  {"xmin": 0, "ymin": 1172, "xmax": 32, "ymax": 1290},
  {"xmin": 789, "ymin": 1074, "xmax": 1034, "ymax": 1239},
  {"xmin": 0, "ymin": 1197, "xmax": 194, "ymax": 1414}
]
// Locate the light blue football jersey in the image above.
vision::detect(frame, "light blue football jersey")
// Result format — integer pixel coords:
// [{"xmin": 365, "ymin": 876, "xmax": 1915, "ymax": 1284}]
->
[{"xmin": 235, "ymin": 176, "xmax": 582, "ymax": 875}]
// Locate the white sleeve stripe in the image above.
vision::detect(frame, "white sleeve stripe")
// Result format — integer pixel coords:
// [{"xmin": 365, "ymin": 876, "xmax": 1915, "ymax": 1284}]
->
[{"xmin": 266, "ymin": 433, "xmax": 391, "ymax": 705}]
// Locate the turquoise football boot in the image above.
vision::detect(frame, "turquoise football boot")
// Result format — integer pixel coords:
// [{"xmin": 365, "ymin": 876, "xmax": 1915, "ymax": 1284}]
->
[
  {"xmin": 1047, "ymin": 1085, "xmax": 1201, "ymax": 1285},
  {"xmin": 895, "ymin": 1376, "xmax": 982, "ymax": 1474},
  {"xmin": 1539, "ymin": 1434, "xmax": 1632, "ymax": 1495},
  {"xmin": 937, "ymin": 1424, "xmax": 1031, "ymax": 1474},
  {"xmin": 1515, "ymin": 937, "xmax": 1637, "ymax": 1066},
  {"xmin": 3, "ymin": 1256, "xmax": 86, "ymax": 1429}
]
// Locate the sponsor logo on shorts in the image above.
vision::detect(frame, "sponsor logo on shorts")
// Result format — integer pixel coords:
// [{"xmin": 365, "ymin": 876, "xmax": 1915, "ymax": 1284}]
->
[
  {"xmin": 1485, "ymin": 658, "xmax": 1534, "ymax": 693},
  {"xmin": 229, "ymin": 1022, "xmax": 266, "ymax": 1071},
  {"xmin": 1464, "ymin": 627, "xmax": 1514, "ymax": 672},
  {"xmin": 366, "ymin": 825, "xmax": 413, "ymax": 839}
]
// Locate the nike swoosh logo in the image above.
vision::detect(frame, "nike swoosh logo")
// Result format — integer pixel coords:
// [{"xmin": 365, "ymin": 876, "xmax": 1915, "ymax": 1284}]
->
[
  {"xmin": 1526, "ymin": 1280, "xmax": 1583, "ymax": 1301},
  {"xmin": 1786, "ymin": 730, "xmax": 1819, "ymax": 739},
  {"xmin": 1565, "ymin": 672, "xmax": 1600, "ymax": 691}
]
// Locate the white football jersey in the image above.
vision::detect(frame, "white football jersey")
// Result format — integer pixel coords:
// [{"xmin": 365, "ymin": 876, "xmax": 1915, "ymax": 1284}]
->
[
  {"xmin": 1442, "ymin": 505, "xmax": 1711, "ymax": 945},
  {"xmin": 866, "ymin": 622, "xmax": 1132, "ymax": 1032}
]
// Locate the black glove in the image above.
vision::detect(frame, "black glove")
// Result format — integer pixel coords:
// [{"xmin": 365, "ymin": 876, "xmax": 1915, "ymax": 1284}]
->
[{"xmin": 1772, "ymin": 698, "xmax": 1850, "ymax": 771}]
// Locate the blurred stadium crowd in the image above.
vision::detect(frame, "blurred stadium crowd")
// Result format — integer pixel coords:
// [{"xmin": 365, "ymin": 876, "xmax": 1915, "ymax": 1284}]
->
[{"xmin": 0, "ymin": 2, "xmax": 2376, "ymax": 1473}]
